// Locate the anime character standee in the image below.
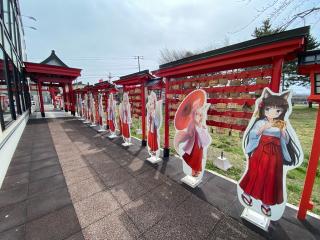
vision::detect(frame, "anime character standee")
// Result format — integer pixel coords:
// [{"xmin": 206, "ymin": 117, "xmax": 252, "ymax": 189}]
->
[
  {"xmin": 89, "ymin": 92, "xmax": 96, "ymax": 127},
  {"xmin": 83, "ymin": 94, "xmax": 90, "ymax": 124},
  {"xmin": 107, "ymin": 93, "xmax": 117, "ymax": 138},
  {"xmin": 98, "ymin": 93, "xmax": 106, "ymax": 132},
  {"xmin": 237, "ymin": 88, "xmax": 303, "ymax": 222},
  {"xmin": 174, "ymin": 89, "xmax": 212, "ymax": 187},
  {"xmin": 146, "ymin": 91, "xmax": 162, "ymax": 163},
  {"xmin": 119, "ymin": 93, "xmax": 132, "ymax": 146}
]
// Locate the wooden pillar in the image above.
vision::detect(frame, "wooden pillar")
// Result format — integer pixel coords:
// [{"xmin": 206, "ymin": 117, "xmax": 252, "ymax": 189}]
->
[
  {"xmin": 141, "ymin": 83, "xmax": 146, "ymax": 146},
  {"xmin": 37, "ymin": 81, "xmax": 45, "ymax": 117},
  {"xmin": 68, "ymin": 82, "xmax": 75, "ymax": 116},
  {"xmin": 298, "ymin": 105, "xmax": 320, "ymax": 220},
  {"xmin": 63, "ymin": 84, "xmax": 68, "ymax": 112},
  {"xmin": 270, "ymin": 56, "xmax": 284, "ymax": 93},
  {"xmin": 163, "ymin": 77, "xmax": 170, "ymax": 158}
]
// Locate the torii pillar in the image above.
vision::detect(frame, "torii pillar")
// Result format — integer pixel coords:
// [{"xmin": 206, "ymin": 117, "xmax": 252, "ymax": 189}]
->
[
  {"xmin": 37, "ymin": 81, "xmax": 45, "ymax": 117},
  {"xmin": 68, "ymin": 82, "xmax": 75, "ymax": 116},
  {"xmin": 63, "ymin": 84, "xmax": 68, "ymax": 112}
]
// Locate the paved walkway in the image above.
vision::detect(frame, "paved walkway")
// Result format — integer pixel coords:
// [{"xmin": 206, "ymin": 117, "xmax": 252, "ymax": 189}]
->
[{"xmin": 0, "ymin": 118, "xmax": 319, "ymax": 240}]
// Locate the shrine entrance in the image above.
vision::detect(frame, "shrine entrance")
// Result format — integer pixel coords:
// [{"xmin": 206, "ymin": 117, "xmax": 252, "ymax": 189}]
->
[{"xmin": 24, "ymin": 50, "xmax": 81, "ymax": 117}]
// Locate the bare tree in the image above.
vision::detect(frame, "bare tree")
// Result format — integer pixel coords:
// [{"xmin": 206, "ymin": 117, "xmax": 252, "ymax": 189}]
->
[
  {"xmin": 159, "ymin": 48, "xmax": 194, "ymax": 64},
  {"xmin": 233, "ymin": 0, "xmax": 320, "ymax": 33}
]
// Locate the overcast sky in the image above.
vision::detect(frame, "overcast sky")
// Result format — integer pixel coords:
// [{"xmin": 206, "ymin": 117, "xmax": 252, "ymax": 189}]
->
[{"xmin": 20, "ymin": 0, "xmax": 319, "ymax": 93}]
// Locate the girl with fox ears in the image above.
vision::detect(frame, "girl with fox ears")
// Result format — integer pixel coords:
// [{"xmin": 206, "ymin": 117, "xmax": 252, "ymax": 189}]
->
[
  {"xmin": 107, "ymin": 93, "xmax": 117, "ymax": 136},
  {"xmin": 237, "ymin": 88, "xmax": 303, "ymax": 220},
  {"xmin": 146, "ymin": 91, "xmax": 162, "ymax": 158}
]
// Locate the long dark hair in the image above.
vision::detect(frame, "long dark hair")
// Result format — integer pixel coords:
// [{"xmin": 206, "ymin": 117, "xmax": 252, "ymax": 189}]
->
[{"xmin": 244, "ymin": 91, "xmax": 301, "ymax": 166}]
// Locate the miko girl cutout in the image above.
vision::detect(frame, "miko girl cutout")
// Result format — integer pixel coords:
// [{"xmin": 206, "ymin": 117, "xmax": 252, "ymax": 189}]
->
[
  {"xmin": 174, "ymin": 89, "xmax": 212, "ymax": 180},
  {"xmin": 107, "ymin": 93, "xmax": 117, "ymax": 136},
  {"xmin": 119, "ymin": 92, "xmax": 132, "ymax": 145},
  {"xmin": 146, "ymin": 91, "xmax": 163, "ymax": 159},
  {"xmin": 237, "ymin": 88, "xmax": 303, "ymax": 221}
]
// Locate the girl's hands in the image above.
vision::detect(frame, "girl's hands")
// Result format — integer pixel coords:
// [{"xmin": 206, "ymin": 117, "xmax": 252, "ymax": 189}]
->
[{"xmin": 257, "ymin": 122, "xmax": 272, "ymax": 135}]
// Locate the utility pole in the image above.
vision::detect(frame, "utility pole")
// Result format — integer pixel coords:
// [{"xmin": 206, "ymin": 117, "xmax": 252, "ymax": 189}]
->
[
  {"xmin": 133, "ymin": 56, "xmax": 143, "ymax": 72},
  {"xmin": 107, "ymin": 72, "xmax": 112, "ymax": 82}
]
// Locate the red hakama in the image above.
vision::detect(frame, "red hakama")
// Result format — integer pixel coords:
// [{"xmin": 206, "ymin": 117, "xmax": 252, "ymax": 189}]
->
[
  {"xmin": 122, "ymin": 123, "xmax": 130, "ymax": 138},
  {"xmin": 182, "ymin": 132, "xmax": 203, "ymax": 172},
  {"xmin": 108, "ymin": 120, "xmax": 115, "ymax": 132},
  {"xmin": 239, "ymin": 135, "xmax": 284, "ymax": 205},
  {"xmin": 148, "ymin": 130, "xmax": 158, "ymax": 152}
]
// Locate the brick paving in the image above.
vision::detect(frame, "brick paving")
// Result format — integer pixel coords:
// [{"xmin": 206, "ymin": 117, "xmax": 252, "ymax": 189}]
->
[{"xmin": 0, "ymin": 117, "xmax": 319, "ymax": 240}]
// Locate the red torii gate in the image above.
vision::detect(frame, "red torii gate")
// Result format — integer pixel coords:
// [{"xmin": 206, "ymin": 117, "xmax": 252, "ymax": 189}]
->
[
  {"xmin": 24, "ymin": 62, "xmax": 81, "ymax": 117},
  {"xmin": 153, "ymin": 26, "xmax": 308, "ymax": 158},
  {"xmin": 93, "ymin": 80, "xmax": 117, "ymax": 127},
  {"xmin": 114, "ymin": 70, "xmax": 154, "ymax": 146}
]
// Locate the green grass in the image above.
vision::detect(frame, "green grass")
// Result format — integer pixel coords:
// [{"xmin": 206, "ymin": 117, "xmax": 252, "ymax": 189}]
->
[{"xmin": 129, "ymin": 105, "xmax": 320, "ymax": 215}]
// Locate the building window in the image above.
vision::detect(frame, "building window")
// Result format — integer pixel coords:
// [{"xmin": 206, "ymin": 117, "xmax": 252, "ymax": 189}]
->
[
  {"xmin": 8, "ymin": 57, "xmax": 21, "ymax": 115},
  {"xmin": 316, "ymin": 74, "xmax": 320, "ymax": 95},
  {"xmin": 0, "ymin": 47, "xmax": 14, "ymax": 126},
  {"xmin": 3, "ymin": 0, "xmax": 10, "ymax": 37}
]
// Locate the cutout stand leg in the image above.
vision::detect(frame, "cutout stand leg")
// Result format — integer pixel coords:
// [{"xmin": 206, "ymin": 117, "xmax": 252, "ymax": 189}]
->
[
  {"xmin": 241, "ymin": 208, "xmax": 270, "ymax": 231},
  {"xmin": 122, "ymin": 142, "xmax": 132, "ymax": 146},
  {"xmin": 181, "ymin": 175, "xmax": 202, "ymax": 188},
  {"xmin": 98, "ymin": 125, "xmax": 106, "ymax": 132},
  {"xmin": 146, "ymin": 155, "xmax": 162, "ymax": 164},
  {"xmin": 108, "ymin": 133, "xmax": 117, "ymax": 139}
]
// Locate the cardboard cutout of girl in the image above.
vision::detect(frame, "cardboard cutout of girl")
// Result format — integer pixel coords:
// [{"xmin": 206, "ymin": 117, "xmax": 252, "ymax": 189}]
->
[
  {"xmin": 119, "ymin": 92, "xmax": 132, "ymax": 146},
  {"xmin": 237, "ymin": 88, "xmax": 303, "ymax": 222},
  {"xmin": 83, "ymin": 94, "xmax": 90, "ymax": 124},
  {"xmin": 146, "ymin": 91, "xmax": 163, "ymax": 163},
  {"xmin": 89, "ymin": 93, "xmax": 97, "ymax": 127},
  {"xmin": 98, "ymin": 93, "xmax": 106, "ymax": 132},
  {"xmin": 174, "ymin": 89, "xmax": 212, "ymax": 188},
  {"xmin": 80, "ymin": 94, "xmax": 85, "ymax": 120},
  {"xmin": 107, "ymin": 93, "xmax": 117, "ymax": 138}
]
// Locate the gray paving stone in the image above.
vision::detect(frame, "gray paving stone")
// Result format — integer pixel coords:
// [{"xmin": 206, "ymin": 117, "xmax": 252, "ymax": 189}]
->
[
  {"xmin": 27, "ymin": 187, "xmax": 71, "ymax": 221},
  {"xmin": 30, "ymin": 156, "xmax": 59, "ymax": 171},
  {"xmin": 10, "ymin": 155, "xmax": 32, "ymax": 165},
  {"xmin": 0, "ymin": 184, "xmax": 28, "ymax": 208},
  {"xmin": 28, "ymin": 174, "xmax": 66, "ymax": 197},
  {"xmin": 26, "ymin": 205, "xmax": 81, "ymax": 240},
  {"xmin": 65, "ymin": 231, "xmax": 85, "ymax": 240},
  {"xmin": 0, "ymin": 201, "xmax": 27, "ymax": 233},
  {"xmin": 29, "ymin": 164, "xmax": 62, "ymax": 182},
  {"xmin": 82, "ymin": 209, "xmax": 140, "ymax": 240},
  {"xmin": 149, "ymin": 180, "xmax": 192, "ymax": 209},
  {"xmin": 6, "ymin": 162, "xmax": 30, "ymax": 176},
  {"xmin": 31, "ymin": 151, "xmax": 57, "ymax": 162},
  {"xmin": 0, "ymin": 224, "xmax": 25, "ymax": 240},
  {"xmin": 74, "ymin": 190, "xmax": 120, "ymax": 227},
  {"xmin": 1, "ymin": 172, "xmax": 29, "ymax": 190},
  {"xmin": 144, "ymin": 194, "xmax": 222, "ymax": 239},
  {"xmin": 135, "ymin": 169, "xmax": 167, "ymax": 192},
  {"xmin": 123, "ymin": 158, "xmax": 154, "ymax": 176},
  {"xmin": 68, "ymin": 175, "xmax": 105, "ymax": 203},
  {"xmin": 88, "ymin": 158, "xmax": 121, "ymax": 176},
  {"xmin": 63, "ymin": 166, "xmax": 96, "ymax": 185},
  {"xmin": 100, "ymin": 167, "xmax": 134, "ymax": 188},
  {"xmin": 207, "ymin": 217, "xmax": 263, "ymax": 240},
  {"xmin": 124, "ymin": 190, "xmax": 171, "ymax": 232},
  {"xmin": 110, "ymin": 178, "xmax": 148, "ymax": 206}
]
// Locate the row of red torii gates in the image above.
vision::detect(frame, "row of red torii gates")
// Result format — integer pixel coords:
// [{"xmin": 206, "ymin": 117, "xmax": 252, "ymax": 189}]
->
[{"xmin": 23, "ymin": 26, "xmax": 319, "ymax": 221}]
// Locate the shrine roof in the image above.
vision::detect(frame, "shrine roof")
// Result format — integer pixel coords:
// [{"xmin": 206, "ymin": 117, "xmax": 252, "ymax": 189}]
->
[
  {"xmin": 159, "ymin": 26, "xmax": 309, "ymax": 69},
  {"xmin": 115, "ymin": 70, "xmax": 154, "ymax": 85},
  {"xmin": 153, "ymin": 26, "xmax": 309, "ymax": 78}
]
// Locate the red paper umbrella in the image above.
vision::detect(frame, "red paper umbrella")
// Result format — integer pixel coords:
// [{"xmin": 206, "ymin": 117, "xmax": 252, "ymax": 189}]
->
[
  {"xmin": 109, "ymin": 88, "xmax": 118, "ymax": 94},
  {"xmin": 174, "ymin": 89, "xmax": 206, "ymax": 130}
]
